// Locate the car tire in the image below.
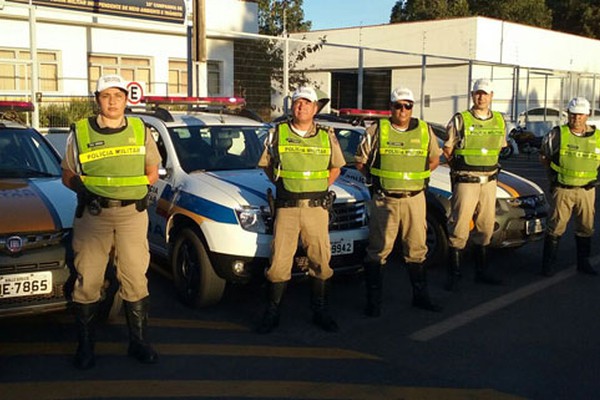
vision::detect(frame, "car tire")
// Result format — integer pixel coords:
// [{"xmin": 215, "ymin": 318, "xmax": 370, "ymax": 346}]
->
[
  {"xmin": 171, "ymin": 227, "xmax": 226, "ymax": 308},
  {"xmin": 425, "ymin": 210, "xmax": 449, "ymax": 269}
]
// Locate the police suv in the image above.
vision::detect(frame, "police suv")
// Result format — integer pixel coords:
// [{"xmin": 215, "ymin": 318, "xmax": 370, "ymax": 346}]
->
[{"xmin": 127, "ymin": 97, "xmax": 369, "ymax": 308}]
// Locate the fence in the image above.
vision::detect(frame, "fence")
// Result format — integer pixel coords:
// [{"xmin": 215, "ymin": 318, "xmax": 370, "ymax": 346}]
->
[{"xmin": 3, "ymin": 29, "xmax": 600, "ymax": 128}]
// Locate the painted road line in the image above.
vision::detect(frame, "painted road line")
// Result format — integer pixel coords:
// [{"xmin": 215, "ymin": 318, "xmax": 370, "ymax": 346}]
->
[
  {"xmin": 0, "ymin": 380, "xmax": 526, "ymax": 400},
  {"xmin": 0, "ymin": 342, "xmax": 379, "ymax": 360},
  {"xmin": 409, "ymin": 261, "xmax": 597, "ymax": 342}
]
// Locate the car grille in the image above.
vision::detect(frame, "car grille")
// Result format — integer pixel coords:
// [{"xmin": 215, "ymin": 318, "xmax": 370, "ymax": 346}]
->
[
  {"xmin": 0, "ymin": 231, "xmax": 67, "ymax": 256},
  {"xmin": 329, "ymin": 201, "xmax": 367, "ymax": 231}
]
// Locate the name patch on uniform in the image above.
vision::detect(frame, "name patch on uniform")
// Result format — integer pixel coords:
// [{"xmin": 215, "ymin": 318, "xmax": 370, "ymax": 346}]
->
[{"xmin": 88, "ymin": 141, "xmax": 105, "ymax": 148}]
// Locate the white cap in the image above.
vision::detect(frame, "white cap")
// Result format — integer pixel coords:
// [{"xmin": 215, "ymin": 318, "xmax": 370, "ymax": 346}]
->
[
  {"xmin": 292, "ymin": 86, "xmax": 318, "ymax": 103},
  {"xmin": 567, "ymin": 97, "xmax": 591, "ymax": 114},
  {"xmin": 95, "ymin": 74, "xmax": 129, "ymax": 94},
  {"xmin": 390, "ymin": 87, "xmax": 415, "ymax": 103},
  {"xmin": 472, "ymin": 78, "xmax": 493, "ymax": 94}
]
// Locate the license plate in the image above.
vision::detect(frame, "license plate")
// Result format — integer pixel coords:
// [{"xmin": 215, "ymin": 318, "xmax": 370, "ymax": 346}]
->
[
  {"xmin": 331, "ymin": 239, "xmax": 354, "ymax": 256},
  {"xmin": 0, "ymin": 271, "xmax": 53, "ymax": 299},
  {"xmin": 526, "ymin": 218, "xmax": 545, "ymax": 235}
]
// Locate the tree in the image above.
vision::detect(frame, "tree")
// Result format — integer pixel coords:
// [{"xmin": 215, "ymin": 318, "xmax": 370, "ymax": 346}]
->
[
  {"xmin": 258, "ymin": 0, "xmax": 311, "ymax": 35},
  {"xmin": 390, "ymin": 0, "xmax": 470, "ymax": 22},
  {"xmin": 390, "ymin": 0, "xmax": 551, "ymax": 30},
  {"xmin": 546, "ymin": 0, "xmax": 600, "ymax": 40}
]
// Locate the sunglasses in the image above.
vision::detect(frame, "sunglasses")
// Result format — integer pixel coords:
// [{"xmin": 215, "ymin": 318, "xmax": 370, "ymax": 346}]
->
[{"xmin": 392, "ymin": 102, "xmax": 414, "ymax": 111}]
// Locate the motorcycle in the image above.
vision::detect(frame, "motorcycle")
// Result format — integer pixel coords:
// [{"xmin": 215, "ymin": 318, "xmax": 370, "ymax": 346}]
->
[{"xmin": 500, "ymin": 127, "xmax": 542, "ymax": 159}]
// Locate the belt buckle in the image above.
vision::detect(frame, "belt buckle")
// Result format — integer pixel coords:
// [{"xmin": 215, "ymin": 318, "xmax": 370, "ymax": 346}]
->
[{"xmin": 106, "ymin": 199, "xmax": 121, "ymax": 207}]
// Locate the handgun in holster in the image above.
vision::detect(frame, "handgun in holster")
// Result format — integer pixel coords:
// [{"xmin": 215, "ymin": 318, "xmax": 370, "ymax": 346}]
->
[
  {"xmin": 76, "ymin": 190, "xmax": 101, "ymax": 217},
  {"xmin": 321, "ymin": 190, "xmax": 336, "ymax": 210}
]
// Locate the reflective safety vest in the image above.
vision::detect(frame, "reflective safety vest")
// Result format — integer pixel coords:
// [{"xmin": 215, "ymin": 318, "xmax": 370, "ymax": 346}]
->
[
  {"xmin": 454, "ymin": 111, "xmax": 505, "ymax": 171},
  {"xmin": 550, "ymin": 125, "xmax": 600, "ymax": 187},
  {"xmin": 370, "ymin": 119, "xmax": 430, "ymax": 192},
  {"xmin": 75, "ymin": 117, "xmax": 149, "ymax": 200},
  {"xmin": 276, "ymin": 123, "xmax": 331, "ymax": 194}
]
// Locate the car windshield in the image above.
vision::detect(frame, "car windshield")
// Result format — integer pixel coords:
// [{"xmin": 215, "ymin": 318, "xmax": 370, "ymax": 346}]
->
[
  {"xmin": 168, "ymin": 125, "xmax": 268, "ymax": 172},
  {"xmin": 0, "ymin": 128, "xmax": 62, "ymax": 178},
  {"xmin": 334, "ymin": 127, "xmax": 364, "ymax": 166}
]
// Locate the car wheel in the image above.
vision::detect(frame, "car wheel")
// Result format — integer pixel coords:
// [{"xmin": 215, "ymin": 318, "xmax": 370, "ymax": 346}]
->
[
  {"xmin": 171, "ymin": 227, "xmax": 226, "ymax": 308},
  {"xmin": 425, "ymin": 210, "xmax": 449, "ymax": 268}
]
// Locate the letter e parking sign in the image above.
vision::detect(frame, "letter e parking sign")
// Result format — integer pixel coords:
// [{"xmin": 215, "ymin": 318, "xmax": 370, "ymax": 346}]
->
[{"xmin": 127, "ymin": 81, "xmax": 145, "ymax": 105}]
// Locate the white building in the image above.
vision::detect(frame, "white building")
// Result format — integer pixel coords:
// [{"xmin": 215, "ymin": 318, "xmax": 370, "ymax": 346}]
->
[
  {"xmin": 0, "ymin": 0, "xmax": 258, "ymax": 101},
  {"xmin": 289, "ymin": 17, "xmax": 600, "ymax": 124}
]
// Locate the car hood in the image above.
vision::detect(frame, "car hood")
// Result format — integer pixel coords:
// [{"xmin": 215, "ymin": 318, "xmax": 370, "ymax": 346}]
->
[
  {"xmin": 0, "ymin": 178, "xmax": 76, "ymax": 234},
  {"xmin": 429, "ymin": 164, "xmax": 544, "ymax": 199},
  {"xmin": 187, "ymin": 169, "xmax": 369, "ymax": 208}
]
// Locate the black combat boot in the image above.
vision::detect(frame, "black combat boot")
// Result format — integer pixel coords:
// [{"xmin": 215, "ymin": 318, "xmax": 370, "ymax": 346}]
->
[
  {"xmin": 408, "ymin": 263, "xmax": 442, "ymax": 312},
  {"xmin": 541, "ymin": 234, "xmax": 560, "ymax": 277},
  {"xmin": 576, "ymin": 235, "xmax": 597, "ymax": 276},
  {"xmin": 310, "ymin": 277, "xmax": 339, "ymax": 332},
  {"xmin": 123, "ymin": 297, "xmax": 158, "ymax": 364},
  {"xmin": 73, "ymin": 302, "xmax": 99, "ymax": 370},
  {"xmin": 444, "ymin": 247, "xmax": 462, "ymax": 291},
  {"xmin": 363, "ymin": 261, "xmax": 383, "ymax": 317},
  {"xmin": 474, "ymin": 245, "xmax": 502, "ymax": 285},
  {"xmin": 256, "ymin": 281, "xmax": 287, "ymax": 334}
]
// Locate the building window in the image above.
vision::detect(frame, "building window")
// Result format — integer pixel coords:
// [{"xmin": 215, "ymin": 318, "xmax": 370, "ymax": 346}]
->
[
  {"xmin": 0, "ymin": 48, "xmax": 59, "ymax": 92},
  {"xmin": 88, "ymin": 55, "xmax": 152, "ymax": 93},
  {"xmin": 207, "ymin": 61, "xmax": 221, "ymax": 96},
  {"xmin": 168, "ymin": 59, "xmax": 188, "ymax": 95}
]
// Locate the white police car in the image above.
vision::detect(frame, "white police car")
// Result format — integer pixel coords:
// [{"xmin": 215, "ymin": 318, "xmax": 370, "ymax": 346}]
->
[
  {"xmin": 323, "ymin": 109, "xmax": 548, "ymax": 267},
  {"xmin": 128, "ymin": 97, "xmax": 369, "ymax": 307}
]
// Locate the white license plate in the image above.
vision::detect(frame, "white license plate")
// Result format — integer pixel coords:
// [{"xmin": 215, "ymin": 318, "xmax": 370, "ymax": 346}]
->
[
  {"xmin": 331, "ymin": 239, "xmax": 354, "ymax": 256},
  {"xmin": 526, "ymin": 218, "xmax": 545, "ymax": 235},
  {"xmin": 0, "ymin": 271, "xmax": 53, "ymax": 299}
]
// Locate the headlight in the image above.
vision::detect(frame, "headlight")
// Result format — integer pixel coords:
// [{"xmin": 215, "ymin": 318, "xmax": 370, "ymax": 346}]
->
[{"xmin": 235, "ymin": 206, "xmax": 271, "ymax": 233}]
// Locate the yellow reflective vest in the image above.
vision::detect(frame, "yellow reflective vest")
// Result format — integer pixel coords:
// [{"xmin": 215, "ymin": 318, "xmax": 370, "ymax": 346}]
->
[
  {"xmin": 550, "ymin": 125, "xmax": 600, "ymax": 187},
  {"xmin": 276, "ymin": 123, "xmax": 331, "ymax": 195},
  {"xmin": 75, "ymin": 117, "xmax": 149, "ymax": 200},
  {"xmin": 453, "ymin": 111, "xmax": 505, "ymax": 171},
  {"xmin": 371, "ymin": 119, "xmax": 430, "ymax": 192}
]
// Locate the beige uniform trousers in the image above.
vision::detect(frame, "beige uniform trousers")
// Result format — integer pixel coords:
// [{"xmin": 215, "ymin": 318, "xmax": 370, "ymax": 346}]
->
[
  {"xmin": 366, "ymin": 191, "xmax": 427, "ymax": 265},
  {"xmin": 548, "ymin": 186, "xmax": 596, "ymax": 237},
  {"xmin": 448, "ymin": 180, "xmax": 497, "ymax": 249},
  {"xmin": 267, "ymin": 205, "xmax": 333, "ymax": 282},
  {"xmin": 72, "ymin": 204, "xmax": 150, "ymax": 303}
]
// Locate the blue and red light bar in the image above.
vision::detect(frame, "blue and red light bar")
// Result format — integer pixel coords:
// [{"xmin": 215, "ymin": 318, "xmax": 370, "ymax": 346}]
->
[
  {"xmin": 338, "ymin": 108, "xmax": 390, "ymax": 118},
  {"xmin": 142, "ymin": 96, "xmax": 245, "ymax": 107},
  {"xmin": 0, "ymin": 101, "xmax": 35, "ymax": 112}
]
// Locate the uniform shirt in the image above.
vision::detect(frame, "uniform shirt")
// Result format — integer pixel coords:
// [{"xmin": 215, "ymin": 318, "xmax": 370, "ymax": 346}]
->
[
  {"xmin": 258, "ymin": 121, "xmax": 346, "ymax": 171},
  {"xmin": 354, "ymin": 117, "xmax": 442, "ymax": 177},
  {"xmin": 444, "ymin": 108, "xmax": 508, "ymax": 177},
  {"xmin": 61, "ymin": 115, "xmax": 162, "ymax": 175}
]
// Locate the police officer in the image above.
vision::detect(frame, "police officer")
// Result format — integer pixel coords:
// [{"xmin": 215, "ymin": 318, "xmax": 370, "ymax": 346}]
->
[
  {"xmin": 355, "ymin": 87, "xmax": 442, "ymax": 316},
  {"xmin": 540, "ymin": 97, "xmax": 600, "ymax": 277},
  {"xmin": 61, "ymin": 74, "xmax": 161, "ymax": 369},
  {"xmin": 257, "ymin": 86, "xmax": 345, "ymax": 333},
  {"xmin": 443, "ymin": 78, "xmax": 507, "ymax": 291}
]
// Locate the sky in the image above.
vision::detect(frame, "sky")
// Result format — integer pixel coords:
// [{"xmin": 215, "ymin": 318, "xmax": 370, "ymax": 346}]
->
[{"xmin": 302, "ymin": 0, "xmax": 398, "ymax": 31}]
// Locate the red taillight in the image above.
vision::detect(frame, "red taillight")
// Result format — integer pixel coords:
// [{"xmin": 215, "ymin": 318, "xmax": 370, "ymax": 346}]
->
[
  {"xmin": 338, "ymin": 108, "xmax": 390, "ymax": 118},
  {"xmin": 0, "ymin": 101, "xmax": 35, "ymax": 112},
  {"xmin": 142, "ymin": 96, "xmax": 245, "ymax": 107}
]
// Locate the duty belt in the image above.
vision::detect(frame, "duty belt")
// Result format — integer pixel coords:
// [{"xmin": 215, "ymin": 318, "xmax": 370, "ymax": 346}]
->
[
  {"xmin": 97, "ymin": 198, "xmax": 136, "ymax": 208},
  {"xmin": 275, "ymin": 198, "xmax": 323, "ymax": 208},
  {"xmin": 377, "ymin": 189, "xmax": 422, "ymax": 199},
  {"xmin": 452, "ymin": 172, "xmax": 498, "ymax": 184}
]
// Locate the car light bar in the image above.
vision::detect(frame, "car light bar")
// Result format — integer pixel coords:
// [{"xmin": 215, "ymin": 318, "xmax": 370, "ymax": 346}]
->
[
  {"xmin": 143, "ymin": 96, "xmax": 246, "ymax": 108},
  {"xmin": 0, "ymin": 101, "xmax": 35, "ymax": 112},
  {"xmin": 339, "ymin": 108, "xmax": 390, "ymax": 118}
]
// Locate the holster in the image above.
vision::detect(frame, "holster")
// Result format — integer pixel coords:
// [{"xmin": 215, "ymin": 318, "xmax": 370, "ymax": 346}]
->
[
  {"xmin": 76, "ymin": 191, "xmax": 102, "ymax": 217},
  {"xmin": 135, "ymin": 193, "xmax": 149, "ymax": 212}
]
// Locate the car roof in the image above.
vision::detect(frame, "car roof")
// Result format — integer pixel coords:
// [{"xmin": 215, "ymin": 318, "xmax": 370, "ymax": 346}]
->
[{"xmin": 127, "ymin": 107, "xmax": 267, "ymax": 128}]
